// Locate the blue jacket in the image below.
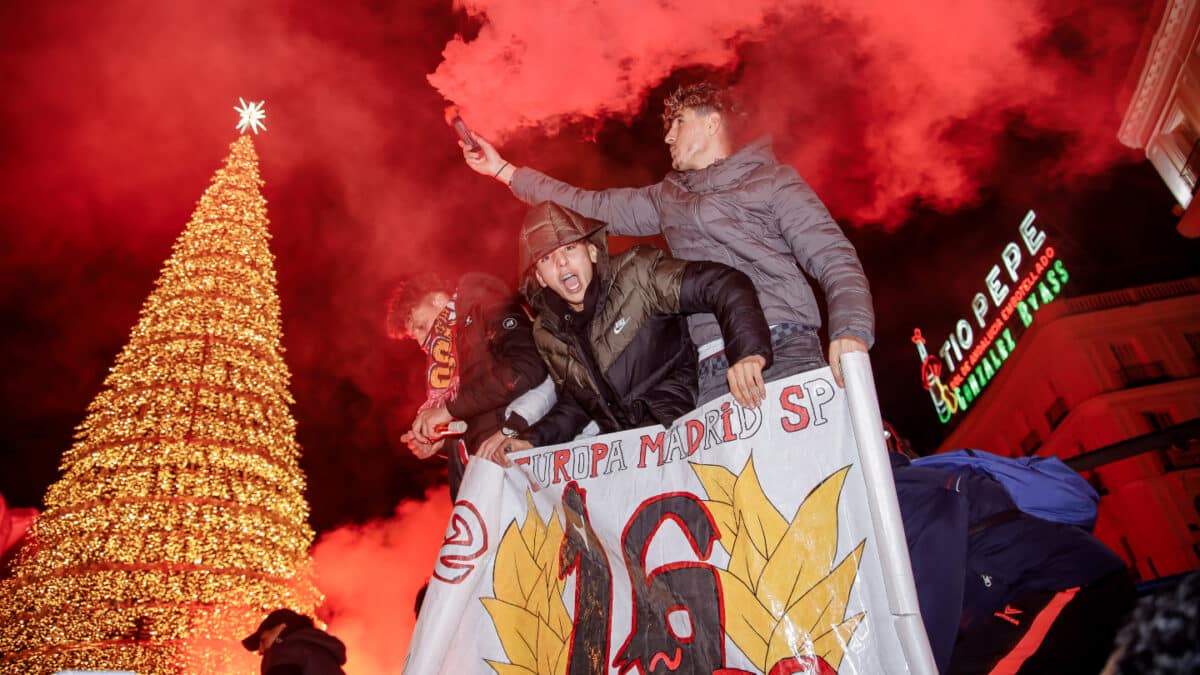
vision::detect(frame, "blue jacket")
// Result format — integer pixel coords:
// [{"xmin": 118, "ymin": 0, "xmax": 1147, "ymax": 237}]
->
[{"xmin": 889, "ymin": 453, "xmax": 1125, "ymax": 672}]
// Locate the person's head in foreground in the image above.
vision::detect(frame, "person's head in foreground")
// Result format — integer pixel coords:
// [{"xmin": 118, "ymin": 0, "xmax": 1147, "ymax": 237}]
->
[
  {"xmin": 518, "ymin": 201, "xmax": 607, "ymax": 306},
  {"xmin": 241, "ymin": 608, "xmax": 313, "ymax": 656},
  {"xmin": 385, "ymin": 273, "xmax": 451, "ymax": 351},
  {"xmin": 241, "ymin": 608, "xmax": 348, "ymax": 674},
  {"xmin": 662, "ymin": 81, "xmax": 739, "ymax": 172},
  {"xmin": 1103, "ymin": 570, "xmax": 1200, "ymax": 674}
]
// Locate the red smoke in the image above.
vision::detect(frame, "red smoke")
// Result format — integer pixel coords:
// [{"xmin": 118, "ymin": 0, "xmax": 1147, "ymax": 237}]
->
[
  {"xmin": 0, "ymin": 0, "xmax": 1171, "ymax": 662},
  {"xmin": 429, "ymin": 0, "xmax": 1147, "ymax": 226},
  {"xmin": 0, "ymin": 0, "xmax": 1155, "ymax": 519},
  {"xmin": 0, "ymin": 0, "xmax": 526, "ymax": 525},
  {"xmin": 312, "ymin": 487, "xmax": 452, "ymax": 673},
  {"xmin": 430, "ymin": 0, "xmax": 782, "ymax": 138},
  {"xmin": 0, "ymin": 493, "xmax": 37, "ymax": 574}
]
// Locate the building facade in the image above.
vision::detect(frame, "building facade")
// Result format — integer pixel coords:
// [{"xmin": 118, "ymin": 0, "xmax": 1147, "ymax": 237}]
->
[
  {"xmin": 935, "ymin": 276, "xmax": 1200, "ymax": 581},
  {"xmin": 1120, "ymin": 0, "xmax": 1200, "ymax": 237}
]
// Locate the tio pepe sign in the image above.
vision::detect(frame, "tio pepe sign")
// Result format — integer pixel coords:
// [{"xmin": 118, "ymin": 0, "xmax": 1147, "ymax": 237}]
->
[{"xmin": 913, "ymin": 210, "xmax": 1070, "ymax": 424}]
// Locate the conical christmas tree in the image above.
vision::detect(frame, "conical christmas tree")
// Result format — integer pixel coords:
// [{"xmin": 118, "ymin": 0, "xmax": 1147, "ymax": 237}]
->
[{"xmin": 0, "ymin": 121, "xmax": 321, "ymax": 673}]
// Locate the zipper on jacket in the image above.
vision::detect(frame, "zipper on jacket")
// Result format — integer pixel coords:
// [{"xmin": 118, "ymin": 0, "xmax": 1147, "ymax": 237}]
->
[{"xmin": 560, "ymin": 317, "xmax": 625, "ymax": 429}]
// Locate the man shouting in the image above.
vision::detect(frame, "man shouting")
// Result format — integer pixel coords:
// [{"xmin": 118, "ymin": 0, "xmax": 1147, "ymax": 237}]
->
[{"xmin": 463, "ymin": 81, "xmax": 874, "ymax": 395}]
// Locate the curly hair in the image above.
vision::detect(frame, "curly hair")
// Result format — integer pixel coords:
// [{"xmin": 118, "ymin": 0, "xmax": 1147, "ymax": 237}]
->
[
  {"xmin": 385, "ymin": 273, "xmax": 447, "ymax": 339},
  {"xmin": 661, "ymin": 82, "xmax": 736, "ymax": 131},
  {"xmin": 1113, "ymin": 571, "xmax": 1200, "ymax": 674}
]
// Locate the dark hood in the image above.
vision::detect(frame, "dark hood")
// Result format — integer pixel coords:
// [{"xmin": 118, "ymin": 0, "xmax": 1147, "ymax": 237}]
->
[
  {"xmin": 518, "ymin": 202, "xmax": 609, "ymax": 300},
  {"xmin": 280, "ymin": 626, "xmax": 348, "ymax": 666}
]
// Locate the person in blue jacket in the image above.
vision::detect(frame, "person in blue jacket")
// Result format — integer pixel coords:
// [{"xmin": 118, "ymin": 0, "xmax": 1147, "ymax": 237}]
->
[{"xmin": 890, "ymin": 452, "xmax": 1135, "ymax": 674}]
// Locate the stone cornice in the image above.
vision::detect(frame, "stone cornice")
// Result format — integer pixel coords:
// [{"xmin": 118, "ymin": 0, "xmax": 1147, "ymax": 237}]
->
[{"xmin": 1119, "ymin": 0, "xmax": 1200, "ymax": 148}]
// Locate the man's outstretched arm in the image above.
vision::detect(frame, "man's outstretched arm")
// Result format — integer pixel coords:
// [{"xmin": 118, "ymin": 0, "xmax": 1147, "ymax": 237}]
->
[{"xmin": 461, "ymin": 136, "xmax": 663, "ymax": 237}]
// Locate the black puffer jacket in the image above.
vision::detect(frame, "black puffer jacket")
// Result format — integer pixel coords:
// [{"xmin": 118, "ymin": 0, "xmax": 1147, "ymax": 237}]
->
[
  {"xmin": 444, "ymin": 273, "xmax": 547, "ymax": 492},
  {"xmin": 522, "ymin": 245, "xmax": 771, "ymax": 446}
]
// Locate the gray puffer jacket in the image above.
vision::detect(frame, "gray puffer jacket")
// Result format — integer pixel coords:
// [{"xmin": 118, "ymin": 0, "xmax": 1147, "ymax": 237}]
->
[{"xmin": 510, "ymin": 137, "xmax": 874, "ymax": 349}]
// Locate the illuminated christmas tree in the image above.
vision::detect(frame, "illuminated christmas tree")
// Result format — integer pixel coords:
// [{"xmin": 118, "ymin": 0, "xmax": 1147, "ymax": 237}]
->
[{"xmin": 0, "ymin": 104, "xmax": 321, "ymax": 674}]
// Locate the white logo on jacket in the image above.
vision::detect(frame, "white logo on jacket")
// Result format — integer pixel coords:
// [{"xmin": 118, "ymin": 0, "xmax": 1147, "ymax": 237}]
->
[{"xmin": 613, "ymin": 317, "xmax": 628, "ymax": 335}]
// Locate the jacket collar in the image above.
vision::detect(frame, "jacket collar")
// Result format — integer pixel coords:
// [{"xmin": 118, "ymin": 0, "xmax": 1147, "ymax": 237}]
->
[
  {"xmin": 546, "ymin": 280, "xmax": 600, "ymax": 334},
  {"xmin": 666, "ymin": 136, "xmax": 775, "ymax": 193}
]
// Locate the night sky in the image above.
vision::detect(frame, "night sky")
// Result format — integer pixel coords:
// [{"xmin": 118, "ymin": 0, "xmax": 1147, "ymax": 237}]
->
[{"xmin": 1, "ymin": 0, "xmax": 1198, "ymax": 535}]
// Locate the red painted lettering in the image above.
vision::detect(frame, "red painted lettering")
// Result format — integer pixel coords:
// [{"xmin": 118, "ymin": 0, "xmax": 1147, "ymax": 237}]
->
[
  {"xmin": 719, "ymin": 403, "xmax": 736, "ymax": 442},
  {"xmin": 553, "ymin": 449, "xmax": 571, "ymax": 484},
  {"xmin": 639, "ymin": 433, "xmax": 665, "ymax": 468},
  {"xmin": 590, "ymin": 443, "xmax": 608, "ymax": 478},
  {"xmin": 686, "ymin": 420, "xmax": 704, "ymax": 456},
  {"xmin": 779, "ymin": 385, "xmax": 811, "ymax": 432}
]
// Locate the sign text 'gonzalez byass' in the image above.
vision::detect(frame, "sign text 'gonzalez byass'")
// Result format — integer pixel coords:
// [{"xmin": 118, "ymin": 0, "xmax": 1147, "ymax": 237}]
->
[{"xmin": 913, "ymin": 210, "xmax": 1070, "ymax": 424}]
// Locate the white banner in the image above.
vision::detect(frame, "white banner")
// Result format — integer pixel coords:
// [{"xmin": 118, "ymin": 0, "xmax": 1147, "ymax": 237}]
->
[{"xmin": 405, "ymin": 362, "xmax": 933, "ymax": 674}]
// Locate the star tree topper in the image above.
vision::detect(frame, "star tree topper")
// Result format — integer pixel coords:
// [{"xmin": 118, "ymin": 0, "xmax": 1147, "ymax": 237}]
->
[{"xmin": 235, "ymin": 98, "xmax": 267, "ymax": 135}]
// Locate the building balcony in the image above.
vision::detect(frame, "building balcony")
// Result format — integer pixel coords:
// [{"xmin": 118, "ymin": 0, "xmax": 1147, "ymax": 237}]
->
[
  {"xmin": 1020, "ymin": 430, "xmax": 1042, "ymax": 456},
  {"xmin": 1045, "ymin": 396, "xmax": 1070, "ymax": 430},
  {"xmin": 1176, "ymin": 141, "xmax": 1200, "ymax": 237},
  {"xmin": 1179, "ymin": 137, "xmax": 1200, "ymax": 193},
  {"xmin": 1066, "ymin": 419, "xmax": 1200, "ymax": 473},
  {"xmin": 1118, "ymin": 361, "xmax": 1170, "ymax": 388},
  {"xmin": 1179, "ymin": 199, "xmax": 1200, "ymax": 237},
  {"xmin": 1161, "ymin": 437, "xmax": 1200, "ymax": 471}
]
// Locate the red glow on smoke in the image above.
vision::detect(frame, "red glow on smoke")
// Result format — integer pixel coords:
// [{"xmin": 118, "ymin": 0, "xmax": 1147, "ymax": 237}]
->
[
  {"xmin": 429, "ymin": 0, "xmax": 779, "ymax": 139},
  {"xmin": 0, "ymin": 493, "xmax": 37, "ymax": 569},
  {"xmin": 0, "ymin": 0, "xmax": 1173, "ymax": 660},
  {"xmin": 431, "ymin": 0, "xmax": 1145, "ymax": 226},
  {"xmin": 312, "ymin": 487, "xmax": 452, "ymax": 674},
  {"xmin": 0, "ymin": 0, "xmax": 525, "ymax": 525}
]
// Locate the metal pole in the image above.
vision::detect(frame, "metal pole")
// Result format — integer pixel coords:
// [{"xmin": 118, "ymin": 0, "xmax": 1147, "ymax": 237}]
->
[{"xmin": 842, "ymin": 351, "xmax": 938, "ymax": 675}]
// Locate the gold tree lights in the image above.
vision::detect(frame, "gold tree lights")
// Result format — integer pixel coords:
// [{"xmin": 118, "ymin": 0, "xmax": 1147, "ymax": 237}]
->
[{"xmin": 0, "ymin": 118, "xmax": 321, "ymax": 673}]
